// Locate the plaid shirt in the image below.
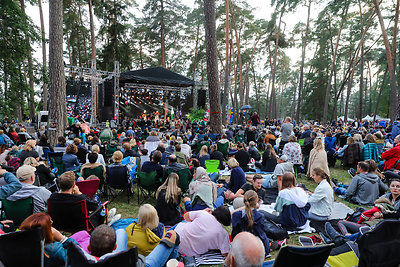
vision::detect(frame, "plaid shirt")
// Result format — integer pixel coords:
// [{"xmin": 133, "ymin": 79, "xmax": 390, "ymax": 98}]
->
[{"xmin": 7, "ymin": 157, "xmax": 20, "ymax": 171}]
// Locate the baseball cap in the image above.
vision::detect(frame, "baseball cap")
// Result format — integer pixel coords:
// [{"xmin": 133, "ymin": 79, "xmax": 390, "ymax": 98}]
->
[
  {"xmin": 16, "ymin": 165, "xmax": 36, "ymax": 181},
  {"xmin": 278, "ymin": 155, "xmax": 288, "ymax": 162}
]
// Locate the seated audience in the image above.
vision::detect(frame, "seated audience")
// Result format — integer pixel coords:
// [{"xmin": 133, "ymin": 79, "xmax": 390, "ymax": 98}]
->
[
  {"xmin": 381, "ymin": 134, "xmax": 400, "ymax": 171},
  {"xmin": 307, "ymin": 138, "xmax": 330, "ymax": 178},
  {"xmin": 210, "ymin": 144, "xmax": 225, "ymax": 170},
  {"xmin": 184, "ymin": 167, "xmax": 223, "ymax": 211},
  {"xmin": 140, "ymin": 149, "xmax": 150, "ymax": 168},
  {"xmin": 7, "ymin": 165, "xmax": 51, "ymax": 213},
  {"xmin": 80, "ymin": 152, "xmax": 106, "ymax": 180},
  {"xmin": 345, "ymin": 161, "xmax": 388, "ymax": 206},
  {"xmin": 155, "ymin": 173, "xmax": 182, "ymax": 226},
  {"xmin": 248, "ymin": 141, "xmax": 261, "ymax": 162},
  {"xmin": 19, "ymin": 213, "xmax": 80, "ymax": 266},
  {"xmin": 24, "ymin": 157, "xmax": 55, "ymax": 187},
  {"xmin": 231, "ymin": 174, "xmax": 265, "ymax": 208},
  {"xmin": 235, "ymin": 143, "xmax": 250, "ymax": 172},
  {"xmin": 308, "ymin": 168, "xmax": 334, "ymax": 221},
  {"xmin": 262, "ymin": 155, "xmax": 294, "ymax": 189},
  {"xmin": 106, "ymin": 151, "xmax": 130, "ymax": 183},
  {"xmin": 225, "ymin": 232, "xmax": 265, "ymax": 267},
  {"xmin": 141, "ymin": 150, "xmax": 164, "ymax": 179},
  {"xmin": 174, "ymin": 206, "xmax": 231, "ymax": 257},
  {"xmin": 0, "ymin": 167, "xmax": 21, "ymax": 199},
  {"xmin": 197, "ymin": 145, "xmax": 210, "ymax": 168},
  {"xmin": 220, "ymin": 158, "xmax": 246, "ymax": 200},
  {"xmin": 263, "ymin": 172, "xmax": 310, "ymax": 228},
  {"xmin": 56, "ymin": 136, "xmax": 67, "ymax": 147},
  {"xmin": 231, "ymin": 190, "xmax": 270, "ymax": 256},
  {"xmin": 255, "ymin": 144, "xmax": 277, "ymax": 172},
  {"xmin": 62, "ymin": 144, "xmax": 80, "ymax": 172},
  {"xmin": 18, "ymin": 140, "xmax": 39, "ymax": 164},
  {"xmin": 126, "ymin": 204, "xmax": 165, "ymax": 256},
  {"xmin": 86, "ymin": 144, "xmax": 106, "ymax": 166},
  {"xmin": 361, "ymin": 134, "xmax": 379, "ymax": 162},
  {"xmin": 174, "ymin": 144, "xmax": 189, "ymax": 167},
  {"xmin": 163, "ymin": 154, "xmax": 187, "ymax": 179}
]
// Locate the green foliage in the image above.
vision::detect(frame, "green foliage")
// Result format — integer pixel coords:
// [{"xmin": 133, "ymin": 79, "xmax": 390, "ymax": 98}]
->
[
  {"xmin": 0, "ymin": 0, "xmax": 39, "ymax": 118},
  {"xmin": 186, "ymin": 108, "xmax": 206, "ymax": 121}
]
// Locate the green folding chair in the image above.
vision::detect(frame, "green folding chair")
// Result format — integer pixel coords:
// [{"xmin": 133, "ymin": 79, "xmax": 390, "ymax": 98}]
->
[
  {"xmin": 136, "ymin": 171, "xmax": 160, "ymax": 205},
  {"xmin": 1, "ymin": 197, "xmax": 34, "ymax": 227},
  {"xmin": 50, "ymin": 157, "xmax": 65, "ymax": 177},
  {"xmin": 298, "ymin": 139, "xmax": 305, "ymax": 146},
  {"xmin": 205, "ymin": 160, "xmax": 220, "ymax": 173},
  {"xmin": 168, "ymin": 168, "xmax": 192, "ymax": 192},
  {"xmin": 235, "ymin": 134, "xmax": 244, "ymax": 143},
  {"xmin": 217, "ymin": 142, "xmax": 229, "ymax": 158}
]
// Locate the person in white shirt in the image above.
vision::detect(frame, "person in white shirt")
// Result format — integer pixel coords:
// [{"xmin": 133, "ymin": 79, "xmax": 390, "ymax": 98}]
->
[{"xmin": 308, "ymin": 167, "xmax": 334, "ymax": 221}]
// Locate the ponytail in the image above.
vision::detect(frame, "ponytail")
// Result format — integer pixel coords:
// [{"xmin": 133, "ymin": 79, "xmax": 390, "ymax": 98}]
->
[
  {"xmin": 313, "ymin": 168, "xmax": 332, "ymax": 188},
  {"xmin": 243, "ymin": 190, "xmax": 258, "ymax": 230}
]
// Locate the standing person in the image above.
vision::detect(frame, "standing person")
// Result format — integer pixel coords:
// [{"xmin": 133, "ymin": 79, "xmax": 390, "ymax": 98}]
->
[
  {"xmin": 155, "ymin": 173, "xmax": 182, "ymax": 226},
  {"xmin": 324, "ymin": 131, "xmax": 337, "ymax": 168},
  {"xmin": 282, "ymin": 135, "xmax": 302, "ymax": 166},
  {"xmin": 280, "ymin": 117, "xmax": 293, "ymax": 150},
  {"xmin": 307, "ymin": 139, "xmax": 330, "ymax": 178},
  {"xmin": 231, "ymin": 190, "xmax": 270, "ymax": 257},
  {"xmin": 308, "ymin": 168, "xmax": 334, "ymax": 221},
  {"xmin": 251, "ymin": 112, "xmax": 260, "ymax": 126}
]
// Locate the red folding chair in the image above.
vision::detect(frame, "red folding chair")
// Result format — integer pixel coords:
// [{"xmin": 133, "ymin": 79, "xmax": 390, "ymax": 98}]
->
[{"xmin": 76, "ymin": 179, "xmax": 100, "ymax": 199}]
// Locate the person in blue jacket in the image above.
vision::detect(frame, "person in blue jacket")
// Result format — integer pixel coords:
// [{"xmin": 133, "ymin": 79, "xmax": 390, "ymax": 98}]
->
[
  {"xmin": 0, "ymin": 167, "xmax": 22, "ymax": 199},
  {"xmin": 231, "ymin": 190, "xmax": 270, "ymax": 257}
]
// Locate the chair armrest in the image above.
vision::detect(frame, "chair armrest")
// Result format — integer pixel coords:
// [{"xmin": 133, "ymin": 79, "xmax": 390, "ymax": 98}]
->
[{"xmin": 101, "ymin": 201, "xmax": 109, "ymax": 207}]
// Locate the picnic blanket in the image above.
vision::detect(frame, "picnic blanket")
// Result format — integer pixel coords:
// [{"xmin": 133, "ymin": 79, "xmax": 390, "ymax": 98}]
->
[
  {"xmin": 328, "ymin": 202, "xmax": 354, "ymax": 220},
  {"xmin": 194, "ymin": 250, "xmax": 225, "ymax": 266}
]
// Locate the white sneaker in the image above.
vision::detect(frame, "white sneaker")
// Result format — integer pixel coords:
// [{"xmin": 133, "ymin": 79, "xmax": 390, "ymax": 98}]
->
[
  {"xmin": 108, "ymin": 208, "xmax": 116, "ymax": 218},
  {"xmin": 109, "ymin": 214, "xmax": 121, "ymax": 226}
]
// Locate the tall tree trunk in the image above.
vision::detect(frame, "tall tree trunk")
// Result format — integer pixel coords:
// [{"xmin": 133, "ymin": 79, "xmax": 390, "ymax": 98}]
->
[
  {"xmin": 323, "ymin": 3, "xmax": 348, "ymax": 123},
  {"xmin": 39, "ymin": 0, "xmax": 48, "ymax": 111},
  {"xmin": 88, "ymin": 0, "xmax": 96, "ymax": 61},
  {"xmin": 160, "ymin": 0, "xmax": 166, "ymax": 68},
  {"xmin": 295, "ymin": 0, "xmax": 311, "ymax": 122},
  {"xmin": 270, "ymin": 3, "xmax": 286, "ymax": 118},
  {"xmin": 203, "ymin": 0, "xmax": 221, "ymax": 133},
  {"xmin": 231, "ymin": 15, "xmax": 243, "ymax": 108},
  {"xmin": 222, "ymin": 0, "xmax": 230, "ymax": 125},
  {"xmin": 49, "ymin": 0, "xmax": 67, "ymax": 145},
  {"xmin": 374, "ymin": 66, "xmax": 388, "ymax": 122},
  {"xmin": 359, "ymin": 44, "xmax": 364, "ymax": 119},
  {"xmin": 374, "ymin": 0, "xmax": 398, "ymax": 121},
  {"xmin": 20, "ymin": 0, "xmax": 35, "ymax": 119}
]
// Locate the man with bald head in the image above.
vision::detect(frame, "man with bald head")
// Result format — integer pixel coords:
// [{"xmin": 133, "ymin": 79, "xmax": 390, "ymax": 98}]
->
[{"xmin": 225, "ymin": 232, "xmax": 265, "ymax": 267}]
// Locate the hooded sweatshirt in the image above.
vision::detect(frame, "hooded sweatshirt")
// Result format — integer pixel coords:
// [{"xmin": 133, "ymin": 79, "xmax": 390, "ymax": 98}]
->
[
  {"xmin": 7, "ymin": 183, "xmax": 51, "ymax": 213},
  {"xmin": 189, "ymin": 167, "xmax": 217, "ymax": 209},
  {"xmin": 126, "ymin": 222, "xmax": 165, "ymax": 256},
  {"xmin": 345, "ymin": 172, "xmax": 388, "ymax": 206},
  {"xmin": 274, "ymin": 187, "xmax": 310, "ymax": 228}
]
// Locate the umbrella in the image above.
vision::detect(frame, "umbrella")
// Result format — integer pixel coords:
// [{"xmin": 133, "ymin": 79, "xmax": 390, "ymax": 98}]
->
[{"xmin": 240, "ymin": 105, "xmax": 252, "ymax": 110}]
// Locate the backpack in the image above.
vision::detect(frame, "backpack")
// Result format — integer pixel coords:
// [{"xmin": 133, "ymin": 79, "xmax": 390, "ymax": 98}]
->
[{"xmin": 345, "ymin": 207, "xmax": 366, "ymax": 223}]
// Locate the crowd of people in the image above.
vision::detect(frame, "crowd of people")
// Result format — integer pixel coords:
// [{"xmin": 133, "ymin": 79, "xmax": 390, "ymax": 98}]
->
[{"xmin": 0, "ymin": 113, "xmax": 399, "ymax": 266}]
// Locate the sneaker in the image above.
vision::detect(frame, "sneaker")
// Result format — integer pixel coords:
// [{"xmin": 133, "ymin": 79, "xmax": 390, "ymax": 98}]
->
[
  {"xmin": 108, "ymin": 214, "xmax": 121, "ymax": 226},
  {"xmin": 108, "ymin": 208, "xmax": 116, "ymax": 218},
  {"xmin": 319, "ymin": 232, "xmax": 331, "ymax": 244},
  {"xmin": 324, "ymin": 222, "xmax": 340, "ymax": 240},
  {"xmin": 348, "ymin": 168, "xmax": 356, "ymax": 177}
]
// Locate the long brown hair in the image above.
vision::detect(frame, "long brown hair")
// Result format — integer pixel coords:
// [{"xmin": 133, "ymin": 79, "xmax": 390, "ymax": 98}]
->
[
  {"xmin": 313, "ymin": 168, "xmax": 332, "ymax": 187},
  {"xmin": 243, "ymin": 190, "xmax": 258, "ymax": 230},
  {"xmin": 265, "ymin": 144, "xmax": 277, "ymax": 158},
  {"xmin": 281, "ymin": 172, "xmax": 296, "ymax": 190},
  {"xmin": 20, "ymin": 213, "xmax": 53, "ymax": 244}
]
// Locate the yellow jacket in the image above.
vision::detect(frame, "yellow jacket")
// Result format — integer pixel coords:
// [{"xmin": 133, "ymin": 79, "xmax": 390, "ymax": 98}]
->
[{"xmin": 125, "ymin": 222, "xmax": 164, "ymax": 256}]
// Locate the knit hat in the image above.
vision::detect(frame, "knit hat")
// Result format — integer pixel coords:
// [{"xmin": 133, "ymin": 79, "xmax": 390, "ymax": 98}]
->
[{"xmin": 16, "ymin": 165, "xmax": 36, "ymax": 181}]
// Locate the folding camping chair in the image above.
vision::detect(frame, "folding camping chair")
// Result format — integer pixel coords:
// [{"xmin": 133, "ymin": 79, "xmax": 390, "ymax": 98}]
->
[
  {"xmin": 168, "ymin": 168, "xmax": 192, "ymax": 192},
  {"xmin": 1, "ymin": 197, "xmax": 34, "ymax": 227},
  {"xmin": 67, "ymin": 242, "xmax": 138, "ymax": 267},
  {"xmin": 0, "ymin": 227, "xmax": 44, "ymax": 267},
  {"xmin": 105, "ymin": 165, "xmax": 132, "ymax": 204},
  {"xmin": 76, "ymin": 179, "xmax": 100, "ymax": 199},
  {"xmin": 205, "ymin": 160, "xmax": 220, "ymax": 173},
  {"xmin": 136, "ymin": 171, "xmax": 160, "ymax": 205},
  {"xmin": 47, "ymin": 199, "xmax": 108, "ymax": 233},
  {"xmin": 272, "ymin": 244, "xmax": 333, "ymax": 267},
  {"xmin": 48, "ymin": 152, "xmax": 65, "ymax": 176},
  {"xmin": 217, "ymin": 142, "xmax": 229, "ymax": 158},
  {"xmin": 358, "ymin": 219, "xmax": 400, "ymax": 267}
]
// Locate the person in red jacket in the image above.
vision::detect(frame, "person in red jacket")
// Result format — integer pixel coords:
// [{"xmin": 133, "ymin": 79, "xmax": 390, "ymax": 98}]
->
[{"xmin": 381, "ymin": 134, "xmax": 400, "ymax": 170}]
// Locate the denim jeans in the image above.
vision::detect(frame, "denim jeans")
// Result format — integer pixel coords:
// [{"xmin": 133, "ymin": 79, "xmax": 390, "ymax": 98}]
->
[
  {"xmin": 115, "ymin": 229, "xmax": 179, "ymax": 267},
  {"xmin": 262, "ymin": 174, "xmax": 273, "ymax": 188},
  {"xmin": 209, "ymin": 172, "xmax": 219, "ymax": 182}
]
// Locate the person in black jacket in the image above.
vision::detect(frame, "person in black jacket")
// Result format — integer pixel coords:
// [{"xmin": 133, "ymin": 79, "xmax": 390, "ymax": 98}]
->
[
  {"xmin": 155, "ymin": 173, "xmax": 182, "ymax": 226},
  {"xmin": 210, "ymin": 144, "xmax": 225, "ymax": 170},
  {"xmin": 235, "ymin": 143, "xmax": 250, "ymax": 172}
]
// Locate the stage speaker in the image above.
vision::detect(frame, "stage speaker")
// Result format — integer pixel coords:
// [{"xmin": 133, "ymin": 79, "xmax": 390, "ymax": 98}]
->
[
  {"xmin": 103, "ymin": 79, "xmax": 114, "ymax": 107},
  {"xmin": 99, "ymin": 106, "xmax": 113, "ymax": 122},
  {"xmin": 198, "ymin": 89, "xmax": 206, "ymax": 108}
]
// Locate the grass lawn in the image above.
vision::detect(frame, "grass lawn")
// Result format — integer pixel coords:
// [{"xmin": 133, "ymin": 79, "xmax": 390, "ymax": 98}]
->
[{"xmin": 103, "ymin": 161, "xmax": 357, "ymax": 265}]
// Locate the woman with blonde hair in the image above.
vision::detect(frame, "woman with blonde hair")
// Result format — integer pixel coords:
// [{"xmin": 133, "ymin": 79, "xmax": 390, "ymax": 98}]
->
[
  {"xmin": 197, "ymin": 145, "xmax": 210, "ymax": 168},
  {"xmin": 126, "ymin": 204, "xmax": 165, "ymax": 256},
  {"xmin": 19, "ymin": 139, "xmax": 39, "ymax": 164},
  {"xmin": 231, "ymin": 190, "xmax": 270, "ymax": 257},
  {"xmin": 155, "ymin": 173, "xmax": 182, "ymax": 226},
  {"xmin": 220, "ymin": 158, "xmax": 246, "ymax": 200},
  {"xmin": 307, "ymin": 138, "xmax": 330, "ymax": 178}
]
